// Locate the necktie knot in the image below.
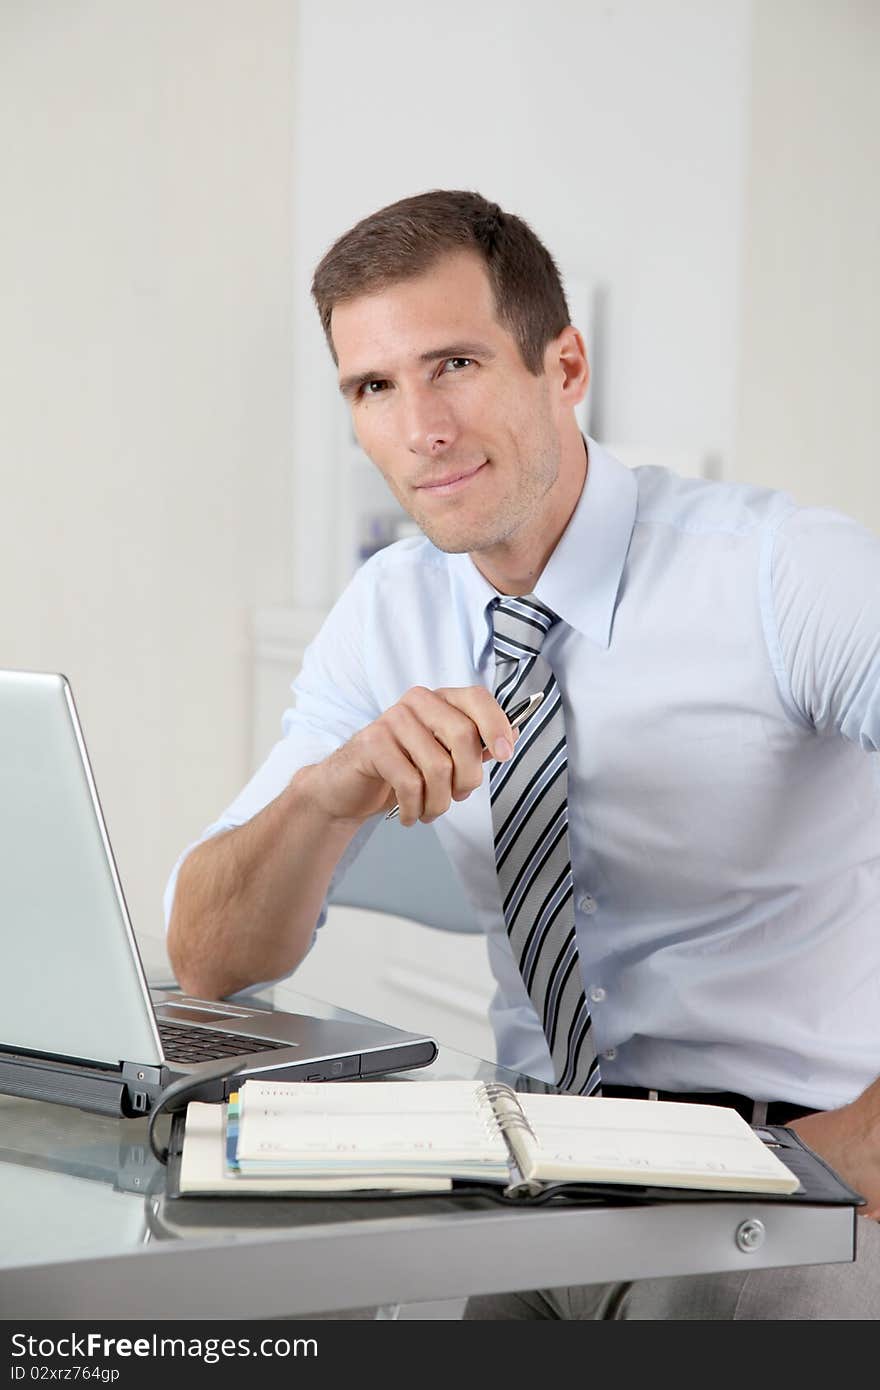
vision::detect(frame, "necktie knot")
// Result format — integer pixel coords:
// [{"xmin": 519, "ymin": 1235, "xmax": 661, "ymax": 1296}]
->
[{"xmin": 492, "ymin": 594, "xmax": 559, "ymax": 661}]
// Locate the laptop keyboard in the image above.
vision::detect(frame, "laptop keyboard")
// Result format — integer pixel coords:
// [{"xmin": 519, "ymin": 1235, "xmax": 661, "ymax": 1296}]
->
[{"xmin": 158, "ymin": 1020, "xmax": 290, "ymax": 1064}]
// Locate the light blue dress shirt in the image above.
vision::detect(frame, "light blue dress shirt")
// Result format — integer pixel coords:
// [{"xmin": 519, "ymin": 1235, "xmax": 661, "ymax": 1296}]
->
[{"xmin": 166, "ymin": 440, "xmax": 880, "ymax": 1109}]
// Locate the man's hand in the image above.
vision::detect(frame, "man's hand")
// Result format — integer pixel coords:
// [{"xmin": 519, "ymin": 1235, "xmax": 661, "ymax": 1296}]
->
[
  {"xmin": 786, "ymin": 1075, "xmax": 880, "ymax": 1218},
  {"xmin": 299, "ymin": 685, "xmax": 516, "ymax": 828}
]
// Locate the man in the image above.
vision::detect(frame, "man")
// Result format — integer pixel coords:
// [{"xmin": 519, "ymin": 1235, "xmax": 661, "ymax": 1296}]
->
[{"xmin": 166, "ymin": 190, "xmax": 880, "ymax": 1318}]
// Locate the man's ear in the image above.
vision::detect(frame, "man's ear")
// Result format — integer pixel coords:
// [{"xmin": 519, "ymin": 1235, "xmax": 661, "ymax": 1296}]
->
[{"xmin": 547, "ymin": 325, "xmax": 590, "ymax": 409}]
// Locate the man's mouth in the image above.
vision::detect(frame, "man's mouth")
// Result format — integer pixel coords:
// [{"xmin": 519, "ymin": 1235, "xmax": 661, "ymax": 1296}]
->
[{"xmin": 414, "ymin": 460, "xmax": 488, "ymax": 497}]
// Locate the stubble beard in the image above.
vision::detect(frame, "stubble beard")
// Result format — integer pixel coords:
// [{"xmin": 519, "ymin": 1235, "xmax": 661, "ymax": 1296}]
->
[{"xmin": 390, "ymin": 439, "xmax": 562, "ymax": 557}]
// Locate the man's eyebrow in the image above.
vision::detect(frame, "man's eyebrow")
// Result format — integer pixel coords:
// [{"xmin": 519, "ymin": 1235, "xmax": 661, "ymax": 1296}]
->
[{"xmin": 338, "ymin": 342, "xmax": 496, "ymax": 399}]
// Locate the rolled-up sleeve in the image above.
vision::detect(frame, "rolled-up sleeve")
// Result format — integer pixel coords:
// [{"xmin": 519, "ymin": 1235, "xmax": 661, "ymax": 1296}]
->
[{"xmin": 770, "ymin": 508, "xmax": 880, "ymax": 751}]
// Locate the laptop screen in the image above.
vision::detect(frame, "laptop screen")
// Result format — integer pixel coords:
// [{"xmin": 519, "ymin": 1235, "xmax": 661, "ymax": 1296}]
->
[{"xmin": 0, "ymin": 671, "xmax": 162, "ymax": 1068}]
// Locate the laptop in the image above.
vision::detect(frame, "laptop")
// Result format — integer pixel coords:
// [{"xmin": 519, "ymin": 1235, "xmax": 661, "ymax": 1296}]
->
[{"xmin": 0, "ymin": 670, "xmax": 438, "ymax": 1117}]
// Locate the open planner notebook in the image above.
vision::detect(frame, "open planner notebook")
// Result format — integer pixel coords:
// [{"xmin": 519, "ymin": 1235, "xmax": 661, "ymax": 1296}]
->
[{"xmin": 167, "ymin": 1078, "xmax": 848, "ymax": 1202}]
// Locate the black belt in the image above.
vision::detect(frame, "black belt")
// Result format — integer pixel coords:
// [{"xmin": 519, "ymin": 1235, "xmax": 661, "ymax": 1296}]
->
[{"xmin": 600, "ymin": 1085, "xmax": 815, "ymax": 1127}]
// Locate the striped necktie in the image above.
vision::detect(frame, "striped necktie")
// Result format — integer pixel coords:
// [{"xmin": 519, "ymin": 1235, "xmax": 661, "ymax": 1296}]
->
[{"xmin": 489, "ymin": 594, "xmax": 600, "ymax": 1096}]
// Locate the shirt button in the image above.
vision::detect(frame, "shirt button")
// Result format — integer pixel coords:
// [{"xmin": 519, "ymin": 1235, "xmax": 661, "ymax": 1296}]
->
[
  {"xmin": 603, "ymin": 1047, "xmax": 617, "ymax": 1061},
  {"xmin": 589, "ymin": 986, "xmax": 606, "ymax": 1004},
  {"xmin": 579, "ymin": 895, "xmax": 597, "ymax": 915}
]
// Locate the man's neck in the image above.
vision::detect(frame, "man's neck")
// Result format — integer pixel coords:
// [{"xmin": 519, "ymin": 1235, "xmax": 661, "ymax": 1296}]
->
[
  {"xmin": 472, "ymin": 547, "xmax": 555, "ymax": 597},
  {"xmin": 471, "ymin": 435, "xmax": 588, "ymax": 596}
]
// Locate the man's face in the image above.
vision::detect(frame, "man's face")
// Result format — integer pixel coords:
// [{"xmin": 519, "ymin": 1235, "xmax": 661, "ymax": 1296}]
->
[{"xmin": 332, "ymin": 251, "xmax": 567, "ymax": 557}]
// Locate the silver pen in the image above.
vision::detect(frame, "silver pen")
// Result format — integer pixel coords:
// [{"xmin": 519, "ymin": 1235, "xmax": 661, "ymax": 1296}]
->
[{"xmin": 384, "ymin": 691, "xmax": 545, "ymax": 822}]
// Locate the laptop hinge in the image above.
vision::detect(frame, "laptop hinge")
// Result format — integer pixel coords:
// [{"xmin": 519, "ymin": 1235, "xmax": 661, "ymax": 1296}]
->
[{"xmin": 0, "ymin": 1056, "xmax": 127, "ymax": 1118}]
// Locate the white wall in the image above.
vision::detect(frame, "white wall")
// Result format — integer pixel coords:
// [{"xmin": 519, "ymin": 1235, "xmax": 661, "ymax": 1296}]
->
[
  {"xmin": 735, "ymin": 0, "xmax": 880, "ymax": 531},
  {"xmin": 290, "ymin": 0, "xmax": 754, "ymax": 611},
  {"xmin": 0, "ymin": 1, "xmax": 296, "ymax": 962}
]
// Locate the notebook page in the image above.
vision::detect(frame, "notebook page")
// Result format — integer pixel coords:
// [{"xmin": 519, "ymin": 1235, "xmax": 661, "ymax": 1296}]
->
[
  {"xmin": 233, "ymin": 1079, "xmax": 510, "ymax": 1180},
  {"xmin": 512, "ymin": 1096, "xmax": 799, "ymax": 1194},
  {"xmin": 178, "ymin": 1103, "xmax": 453, "ymax": 1194}
]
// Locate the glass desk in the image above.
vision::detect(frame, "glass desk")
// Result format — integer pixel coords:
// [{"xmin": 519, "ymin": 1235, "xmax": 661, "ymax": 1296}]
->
[{"xmin": 0, "ymin": 989, "xmax": 857, "ymax": 1320}]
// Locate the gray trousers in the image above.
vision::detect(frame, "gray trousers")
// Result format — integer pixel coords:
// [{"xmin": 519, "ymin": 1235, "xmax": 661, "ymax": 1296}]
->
[{"xmin": 464, "ymin": 1216, "xmax": 880, "ymax": 1319}]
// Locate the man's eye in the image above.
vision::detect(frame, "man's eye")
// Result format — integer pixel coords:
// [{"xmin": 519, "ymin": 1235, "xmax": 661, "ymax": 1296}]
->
[
  {"xmin": 361, "ymin": 380, "xmax": 389, "ymax": 397},
  {"xmin": 444, "ymin": 357, "xmax": 473, "ymax": 373}
]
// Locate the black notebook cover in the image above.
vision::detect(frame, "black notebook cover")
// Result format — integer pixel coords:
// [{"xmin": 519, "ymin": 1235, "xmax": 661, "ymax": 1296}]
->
[{"xmin": 164, "ymin": 1111, "xmax": 864, "ymax": 1211}]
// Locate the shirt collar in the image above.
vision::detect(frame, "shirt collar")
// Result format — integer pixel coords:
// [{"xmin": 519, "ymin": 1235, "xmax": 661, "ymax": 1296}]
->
[{"xmin": 447, "ymin": 436, "xmax": 638, "ymax": 666}]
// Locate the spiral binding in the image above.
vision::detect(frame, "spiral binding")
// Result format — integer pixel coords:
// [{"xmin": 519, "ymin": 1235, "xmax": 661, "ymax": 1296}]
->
[
  {"xmin": 473, "ymin": 1081, "xmax": 505, "ymax": 1144},
  {"xmin": 482, "ymin": 1082, "xmax": 538, "ymax": 1144}
]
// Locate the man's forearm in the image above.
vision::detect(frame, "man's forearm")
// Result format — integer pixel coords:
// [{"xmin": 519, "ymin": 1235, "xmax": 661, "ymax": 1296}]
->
[
  {"xmin": 166, "ymin": 766, "xmax": 362, "ymax": 999},
  {"xmin": 787, "ymin": 1072, "xmax": 880, "ymax": 1220},
  {"xmin": 166, "ymin": 682, "xmax": 515, "ymax": 999}
]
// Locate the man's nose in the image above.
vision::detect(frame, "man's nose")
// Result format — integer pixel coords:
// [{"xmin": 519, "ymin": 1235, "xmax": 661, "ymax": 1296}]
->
[{"xmin": 404, "ymin": 385, "xmax": 457, "ymax": 456}]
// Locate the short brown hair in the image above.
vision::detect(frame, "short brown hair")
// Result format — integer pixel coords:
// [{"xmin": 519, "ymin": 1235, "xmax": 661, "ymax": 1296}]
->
[{"xmin": 311, "ymin": 189, "xmax": 570, "ymax": 376}]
